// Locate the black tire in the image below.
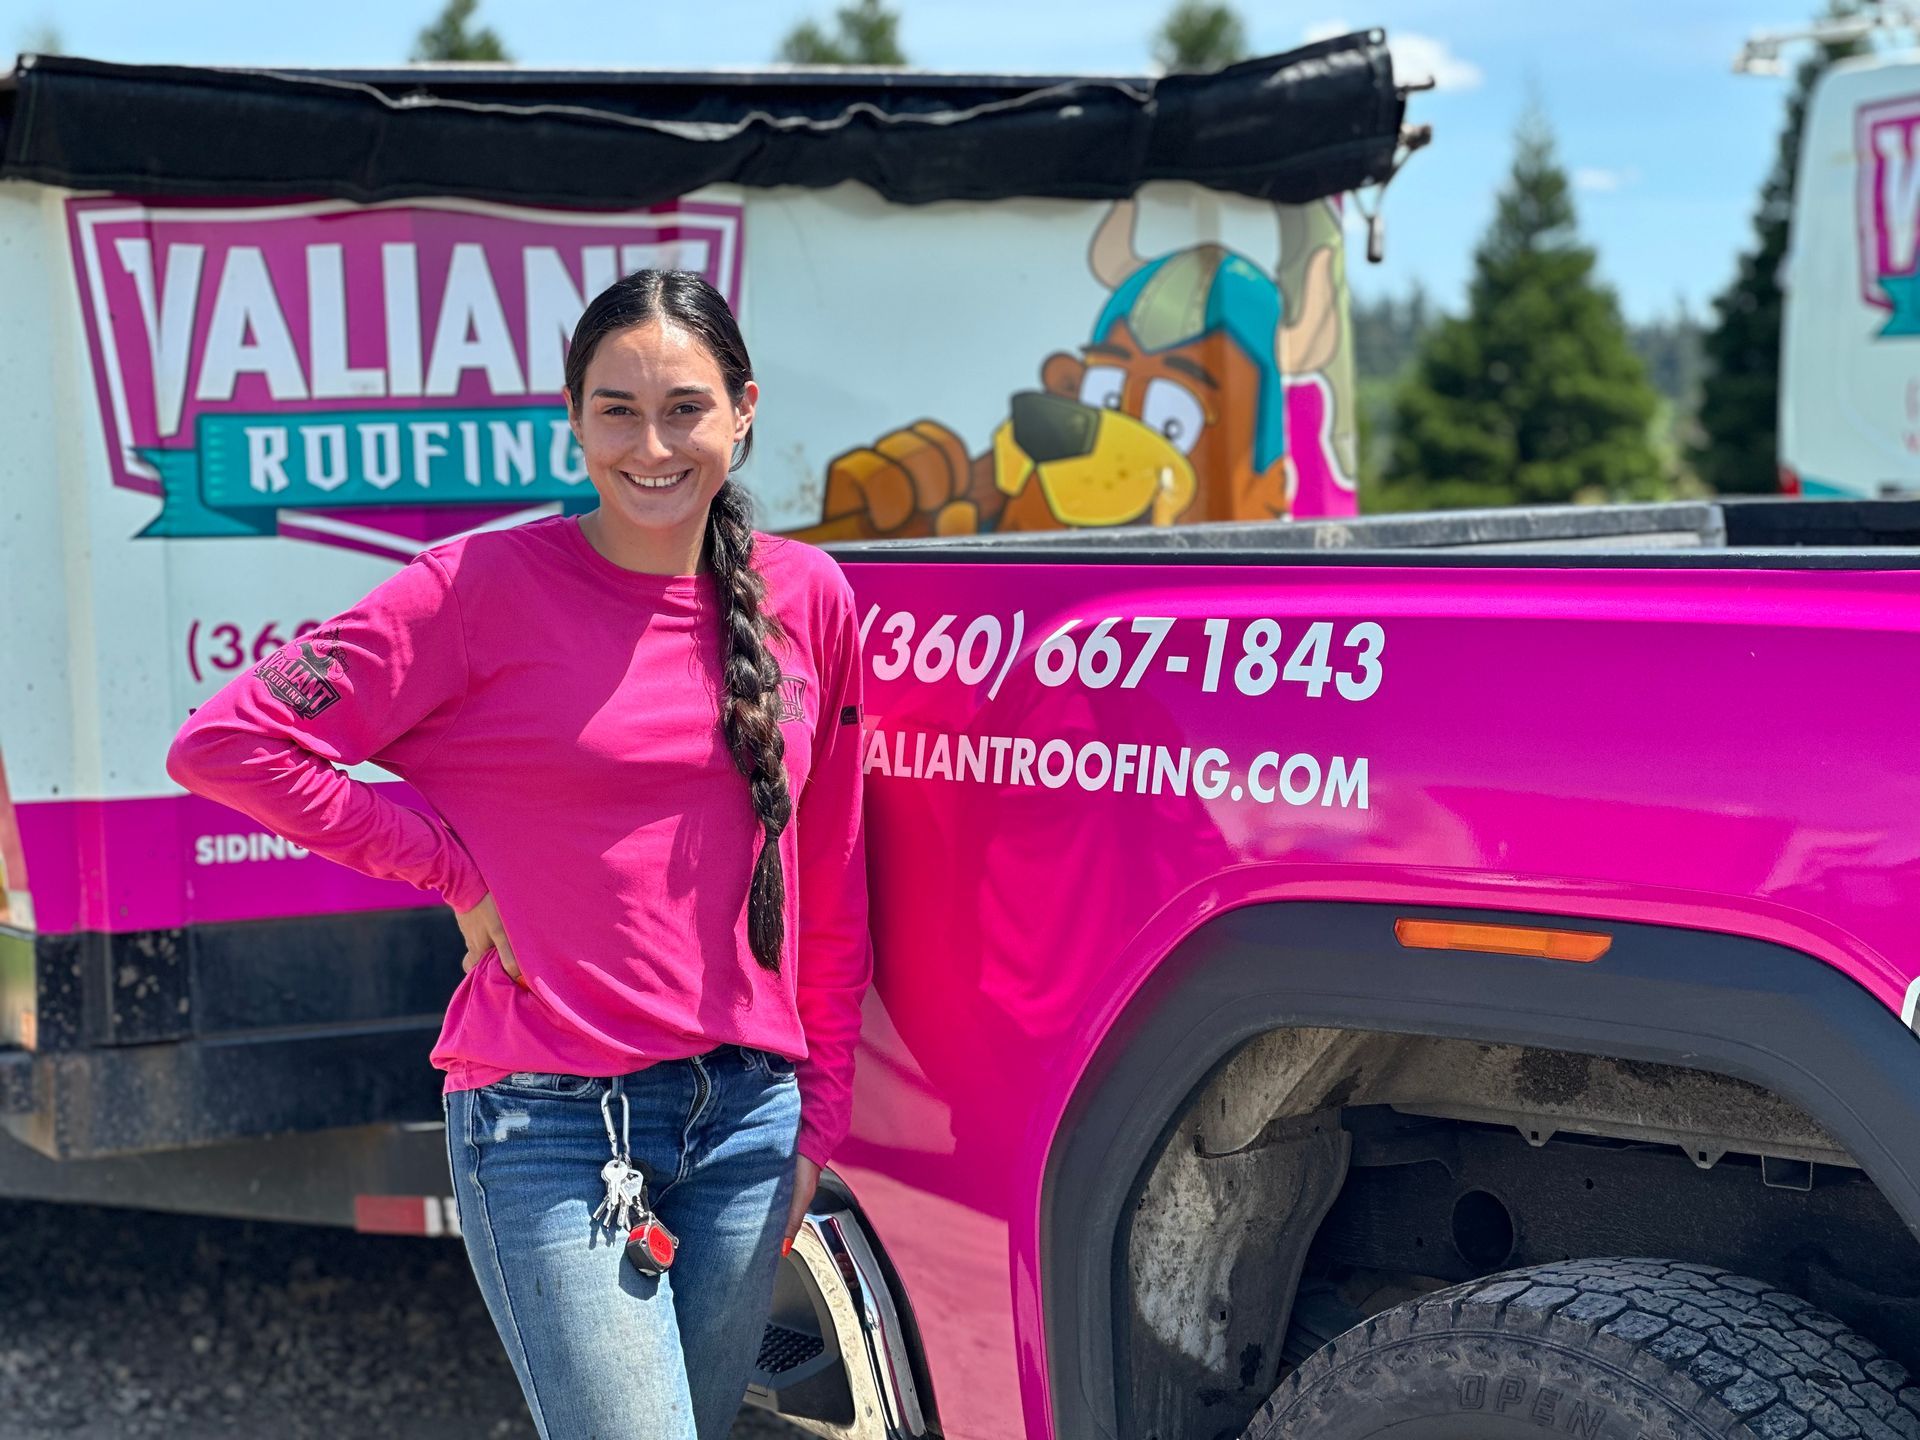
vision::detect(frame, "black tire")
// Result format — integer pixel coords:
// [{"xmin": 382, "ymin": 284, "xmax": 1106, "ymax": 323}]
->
[{"xmin": 1246, "ymin": 1258, "xmax": 1920, "ymax": 1440}]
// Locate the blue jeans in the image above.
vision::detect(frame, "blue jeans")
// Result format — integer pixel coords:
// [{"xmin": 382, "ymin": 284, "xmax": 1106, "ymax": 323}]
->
[{"xmin": 445, "ymin": 1045, "xmax": 801, "ymax": 1440}]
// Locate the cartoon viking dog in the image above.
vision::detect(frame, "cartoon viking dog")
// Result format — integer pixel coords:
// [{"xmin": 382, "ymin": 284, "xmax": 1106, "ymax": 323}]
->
[{"xmin": 796, "ymin": 199, "xmax": 1345, "ymax": 540}]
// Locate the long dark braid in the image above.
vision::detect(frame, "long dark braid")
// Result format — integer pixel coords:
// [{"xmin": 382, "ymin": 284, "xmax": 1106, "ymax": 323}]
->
[
  {"xmin": 705, "ymin": 481, "xmax": 792, "ymax": 972},
  {"xmin": 564, "ymin": 269, "xmax": 792, "ymax": 971}
]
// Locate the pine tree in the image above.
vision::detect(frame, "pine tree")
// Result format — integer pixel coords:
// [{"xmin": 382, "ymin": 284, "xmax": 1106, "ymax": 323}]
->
[
  {"xmin": 1153, "ymin": 1, "xmax": 1248, "ymax": 73},
  {"xmin": 1693, "ymin": 5, "xmax": 1867, "ymax": 494},
  {"xmin": 1379, "ymin": 111, "xmax": 1663, "ymax": 512},
  {"xmin": 778, "ymin": 0, "xmax": 907, "ymax": 65},
  {"xmin": 412, "ymin": 0, "xmax": 510, "ymax": 62}
]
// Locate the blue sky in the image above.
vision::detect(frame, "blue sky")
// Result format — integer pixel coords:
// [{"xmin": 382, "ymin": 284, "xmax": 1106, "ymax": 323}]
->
[{"xmin": 9, "ymin": 1, "xmax": 1817, "ymax": 323}]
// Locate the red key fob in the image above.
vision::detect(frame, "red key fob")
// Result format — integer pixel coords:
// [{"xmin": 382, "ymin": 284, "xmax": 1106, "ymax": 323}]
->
[{"xmin": 626, "ymin": 1218, "xmax": 678, "ymax": 1276}]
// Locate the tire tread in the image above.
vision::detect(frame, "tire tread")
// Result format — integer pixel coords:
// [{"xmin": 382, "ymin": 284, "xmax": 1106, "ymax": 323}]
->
[{"xmin": 1243, "ymin": 1258, "xmax": 1920, "ymax": 1440}]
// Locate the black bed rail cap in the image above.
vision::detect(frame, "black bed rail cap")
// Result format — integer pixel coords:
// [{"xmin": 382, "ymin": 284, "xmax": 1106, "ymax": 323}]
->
[{"xmin": 0, "ymin": 32, "xmax": 1403, "ymax": 208}]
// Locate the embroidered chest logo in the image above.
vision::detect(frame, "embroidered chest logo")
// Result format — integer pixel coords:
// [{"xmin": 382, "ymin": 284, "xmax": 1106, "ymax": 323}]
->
[
  {"xmin": 255, "ymin": 632, "xmax": 345, "ymax": 720},
  {"xmin": 775, "ymin": 675, "xmax": 808, "ymax": 725}
]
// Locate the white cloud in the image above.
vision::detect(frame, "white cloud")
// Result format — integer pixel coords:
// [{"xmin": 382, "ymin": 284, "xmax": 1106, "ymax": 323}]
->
[
  {"xmin": 1303, "ymin": 20, "xmax": 1483, "ymax": 92},
  {"xmin": 1575, "ymin": 167, "xmax": 1640, "ymax": 193}
]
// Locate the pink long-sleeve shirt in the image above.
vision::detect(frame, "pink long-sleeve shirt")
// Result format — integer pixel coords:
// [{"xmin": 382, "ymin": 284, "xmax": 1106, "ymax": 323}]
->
[{"xmin": 167, "ymin": 515, "xmax": 872, "ymax": 1165}]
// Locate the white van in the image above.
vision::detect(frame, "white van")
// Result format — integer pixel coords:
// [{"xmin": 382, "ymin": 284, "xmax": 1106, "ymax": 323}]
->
[{"xmin": 1783, "ymin": 49, "xmax": 1920, "ymax": 497}]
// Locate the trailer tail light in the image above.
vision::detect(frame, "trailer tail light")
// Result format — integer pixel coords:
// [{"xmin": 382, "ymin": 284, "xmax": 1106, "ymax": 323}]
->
[
  {"xmin": 354, "ymin": 1194, "xmax": 462, "ymax": 1237},
  {"xmin": 1394, "ymin": 919, "xmax": 1612, "ymax": 963},
  {"xmin": 1779, "ymin": 465, "xmax": 1802, "ymax": 496}
]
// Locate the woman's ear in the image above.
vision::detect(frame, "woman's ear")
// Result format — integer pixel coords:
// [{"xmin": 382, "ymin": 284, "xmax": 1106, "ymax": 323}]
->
[
  {"xmin": 734, "ymin": 379, "xmax": 760, "ymax": 441},
  {"xmin": 563, "ymin": 389, "xmax": 581, "ymax": 445}
]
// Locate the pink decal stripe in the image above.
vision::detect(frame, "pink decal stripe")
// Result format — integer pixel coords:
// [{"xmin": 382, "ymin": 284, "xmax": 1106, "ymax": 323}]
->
[{"xmin": 14, "ymin": 788, "xmax": 441, "ymax": 934}]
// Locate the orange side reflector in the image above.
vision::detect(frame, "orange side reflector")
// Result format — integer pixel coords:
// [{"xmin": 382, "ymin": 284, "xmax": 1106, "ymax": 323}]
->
[{"xmin": 1394, "ymin": 919, "xmax": 1612, "ymax": 964}]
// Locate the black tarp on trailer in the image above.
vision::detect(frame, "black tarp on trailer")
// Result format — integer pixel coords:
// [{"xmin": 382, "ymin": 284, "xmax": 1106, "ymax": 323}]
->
[{"xmin": 0, "ymin": 32, "xmax": 1406, "ymax": 208}]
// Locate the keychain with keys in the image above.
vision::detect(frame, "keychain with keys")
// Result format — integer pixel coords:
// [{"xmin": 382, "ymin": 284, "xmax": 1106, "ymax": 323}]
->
[
  {"xmin": 593, "ymin": 1087, "xmax": 637, "ymax": 1230},
  {"xmin": 593, "ymin": 1082, "xmax": 678, "ymax": 1275}
]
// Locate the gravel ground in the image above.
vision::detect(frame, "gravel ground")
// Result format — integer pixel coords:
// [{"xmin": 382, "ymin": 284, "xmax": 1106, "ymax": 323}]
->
[{"xmin": 0, "ymin": 1199, "xmax": 807, "ymax": 1439}]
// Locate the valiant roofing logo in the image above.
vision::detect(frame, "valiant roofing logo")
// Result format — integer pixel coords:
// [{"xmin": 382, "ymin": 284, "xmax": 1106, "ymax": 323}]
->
[
  {"xmin": 67, "ymin": 195, "xmax": 745, "ymax": 560},
  {"xmin": 255, "ymin": 633, "xmax": 344, "ymax": 720},
  {"xmin": 1858, "ymin": 96, "xmax": 1920, "ymax": 337}
]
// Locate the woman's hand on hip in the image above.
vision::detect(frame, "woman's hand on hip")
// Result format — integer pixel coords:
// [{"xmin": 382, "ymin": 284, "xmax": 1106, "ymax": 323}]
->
[
  {"xmin": 454, "ymin": 892, "xmax": 525, "ymax": 988},
  {"xmin": 781, "ymin": 1155, "xmax": 821, "ymax": 1257}
]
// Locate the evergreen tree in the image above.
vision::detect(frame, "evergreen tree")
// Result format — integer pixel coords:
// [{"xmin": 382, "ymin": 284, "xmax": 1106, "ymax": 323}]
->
[
  {"xmin": 1380, "ymin": 110, "xmax": 1663, "ymax": 512},
  {"xmin": 412, "ymin": 0, "xmax": 510, "ymax": 62},
  {"xmin": 1153, "ymin": 1, "xmax": 1248, "ymax": 72},
  {"xmin": 1693, "ymin": 5, "xmax": 1867, "ymax": 494},
  {"xmin": 779, "ymin": 0, "xmax": 907, "ymax": 65}
]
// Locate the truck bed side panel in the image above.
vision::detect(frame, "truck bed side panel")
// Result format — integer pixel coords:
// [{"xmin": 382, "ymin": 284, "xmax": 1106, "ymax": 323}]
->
[{"xmin": 829, "ymin": 558, "xmax": 1920, "ymax": 1439}]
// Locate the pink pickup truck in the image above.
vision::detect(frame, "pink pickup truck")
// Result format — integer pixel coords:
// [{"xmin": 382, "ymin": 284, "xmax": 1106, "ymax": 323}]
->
[{"xmin": 765, "ymin": 498, "xmax": 1920, "ymax": 1440}]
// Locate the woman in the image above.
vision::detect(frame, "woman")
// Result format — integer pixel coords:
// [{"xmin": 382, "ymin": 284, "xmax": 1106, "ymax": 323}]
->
[{"xmin": 166, "ymin": 271, "xmax": 872, "ymax": 1440}]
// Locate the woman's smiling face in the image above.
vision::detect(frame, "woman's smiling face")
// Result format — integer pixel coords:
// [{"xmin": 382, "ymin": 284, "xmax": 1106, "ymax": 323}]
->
[{"xmin": 566, "ymin": 318, "xmax": 757, "ymax": 571}]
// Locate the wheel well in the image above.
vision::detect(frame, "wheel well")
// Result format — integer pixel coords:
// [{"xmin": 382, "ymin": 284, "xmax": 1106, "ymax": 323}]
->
[
  {"xmin": 1123, "ymin": 1030, "xmax": 1920, "ymax": 1440},
  {"xmin": 1040, "ymin": 903, "xmax": 1920, "ymax": 1440}
]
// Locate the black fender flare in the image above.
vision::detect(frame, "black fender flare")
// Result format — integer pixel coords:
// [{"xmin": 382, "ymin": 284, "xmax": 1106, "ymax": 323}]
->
[{"xmin": 1040, "ymin": 901, "xmax": 1920, "ymax": 1440}]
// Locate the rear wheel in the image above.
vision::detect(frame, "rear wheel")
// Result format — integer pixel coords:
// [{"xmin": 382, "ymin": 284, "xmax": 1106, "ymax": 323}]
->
[{"xmin": 1246, "ymin": 1257, "xmax": 1920, "ymax": 1439}]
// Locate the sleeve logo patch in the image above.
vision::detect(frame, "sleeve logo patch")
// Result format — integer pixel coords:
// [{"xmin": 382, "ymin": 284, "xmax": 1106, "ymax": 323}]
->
[
  {"xmin": 255, "ymin": 635, "xmax": 343, "ymax": 720},
  {"xmin": 840, "ymin": 705, "xmax": 862, "ymax": 726}
]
